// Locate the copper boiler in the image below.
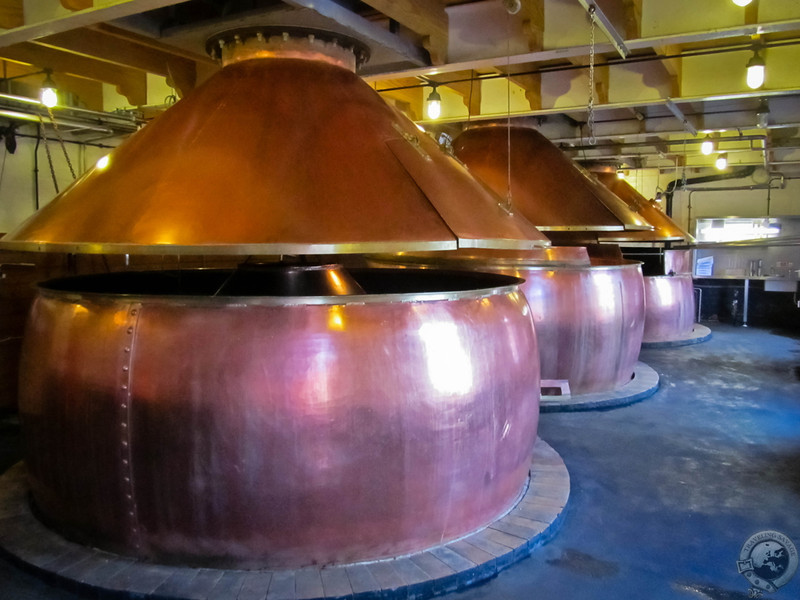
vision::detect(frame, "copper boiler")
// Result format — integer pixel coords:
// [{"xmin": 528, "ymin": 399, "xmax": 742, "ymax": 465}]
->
[
  {"xmin": 20, "ymin": 266, "xmax": 540, "ymax": 567},
  {"xmin": 370, "ymin": 248, "xmax": 645, "ymax": 396},
  {"xmin": 3, "ymin": 29, "xmax": 549, "ymax": 569},
  {"xmin": 428, "ymin": 125, "xmax": 652, "ymax": 395},
  {"xmin": 594, "ymin": 173, "xmax": 698, "ymax": 344}
]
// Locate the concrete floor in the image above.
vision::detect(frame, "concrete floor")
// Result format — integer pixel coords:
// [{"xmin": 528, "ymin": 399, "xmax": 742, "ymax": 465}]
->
[{"xmin": 1, "ymin": 322, "xmax": 799, "ymax": 600}]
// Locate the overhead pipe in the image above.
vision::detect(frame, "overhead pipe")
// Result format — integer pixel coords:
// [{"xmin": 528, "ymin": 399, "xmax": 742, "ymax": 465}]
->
[{"xmin": 664, "ymin": 165, "xmax": 756, "ymax": 217}]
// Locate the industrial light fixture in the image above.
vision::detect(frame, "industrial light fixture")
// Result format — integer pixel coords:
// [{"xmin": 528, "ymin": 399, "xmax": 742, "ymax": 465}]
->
[
  {"xmin": 426, "ymin": 85, "xmax": 442, "ymax": 120},
  {"xmin": 746, "ymin": 48, "xmax": 765, "ymax": 89},
  {"xmin": 616, "ymin": 168, "xmax": 626, "ymax": 179},
  {"xmin": 39, "ymin": 69, "xmax": 58, "ymax": 108},
  {"xmin": 700, "ymin": 135, "xmax": 714, "ymax": 156},
  {"xmin": 0, "ymin": 67, "xmax": 59, "ymax": 107},
  {"xmin": 732, "ymin": 0, "xmax": 753, "ymax": 6},
  {"xmin": 715, "ymin": 153, "xmax": 728, "ymax": 170}
]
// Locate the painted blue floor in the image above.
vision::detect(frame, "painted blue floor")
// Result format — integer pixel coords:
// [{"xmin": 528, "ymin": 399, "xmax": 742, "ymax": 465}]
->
[{"xmin": 1, "ymin": 322, "xmax": 799, "ymax": 600}]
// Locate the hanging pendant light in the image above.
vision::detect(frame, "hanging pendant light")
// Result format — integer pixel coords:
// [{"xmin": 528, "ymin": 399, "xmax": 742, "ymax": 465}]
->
[
  {"xmin": 426, "ymin": 85, "xmax": 442, "ymax": 119},
  {"xmin": 700, "ymin": 135, "xmax": 714, "ymax": 156},
  {"xmin": 746, "ymin": 48, "xmax": 766, "ymax": 89},
  {"xmin": 39, "ymin": 69, "xmax": 58, "ymax": 108},
  {"xmin": 715, "ymin": 153, "xmax": 728, "ymax": 170}
]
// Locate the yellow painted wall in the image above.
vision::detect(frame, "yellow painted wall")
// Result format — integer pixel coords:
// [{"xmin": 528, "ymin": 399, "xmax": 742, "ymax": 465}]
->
[
  {"xmin": 0, "ymin": 125, "xmax": 121, "ymax": 232},
  {"xmin": 480, "ymin": 78, "xmax": 531, "ymax": 118},
  {"xmin": 608, "ymin": 62, "xmax": 672, "ymax": 103},
  {"xmin": 641, "ymin": 0, "xmax": 744, "ymax": 37}
]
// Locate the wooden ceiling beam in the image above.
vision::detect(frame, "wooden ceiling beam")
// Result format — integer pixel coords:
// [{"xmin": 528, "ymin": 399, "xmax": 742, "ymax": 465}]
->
[
  {"xmin": 0, "ymin": 0, "xmax": 23, "ymax": 29},
  {"xmin": 621, "ymin": 0, "xmax": 642, "ymax": 39},
  {"xmin": 35, "ymin": 27, "xmax": 197, "ymax": 95},
  {"xmin": 520, "ymin": 0, "xmax": 544, "ymax": 52},
  {"xmin": 376, "ymin": 78, "xmax": 423, "ymax": 120},
  {"xmin": 359, "ymin": 0, "xmax": 448, "ymax": 64},
  {"xmin": 0, "ymin": 41, "xmax": 146, "ymax": 105},
  {"xmin": 0, "ymin": 0, "xmax": 187, "ymax": 47},
  {"xmin": 508, "ymin": 73, "xmax": 542, "ymax": 111}
]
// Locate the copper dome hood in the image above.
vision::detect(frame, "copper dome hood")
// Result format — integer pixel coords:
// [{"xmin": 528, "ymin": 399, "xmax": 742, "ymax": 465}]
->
[
  {"xmin": 452, "ymin": 125, "xmax": 653, "ymax": 244},
  {"xmin": 0, "ymin": 28, "xmax": 547, "ymax": 255},
  {"xmin": 593, "ymin": 171, "xmax": 695, "ymax": 244}
]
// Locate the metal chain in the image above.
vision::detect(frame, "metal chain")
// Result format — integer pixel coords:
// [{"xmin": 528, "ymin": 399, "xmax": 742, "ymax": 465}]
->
[
  {"xmin": 38, "ymin": 117, "xmax": 60, "ymax": 195},
  {"xmin": 46, "ymin": 105, "xmax": 77, "ymax": 180},
  {"xmin": 587, "ymin": 6, "xmax": 597, "ymax": 145}
]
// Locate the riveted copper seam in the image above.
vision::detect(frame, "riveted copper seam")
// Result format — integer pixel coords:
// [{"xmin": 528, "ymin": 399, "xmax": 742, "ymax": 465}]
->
[{"xmin": 119, "ymin": 303, "xmax": 142, "ymax": 551}]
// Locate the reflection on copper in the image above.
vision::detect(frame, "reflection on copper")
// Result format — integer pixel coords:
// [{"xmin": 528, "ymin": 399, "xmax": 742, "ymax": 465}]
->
[
  {"xmin": 594, "ymin": 172, "xmax": 695, "ymax": 243},
  {"xmin": 642, "ymin": 275, "xmax": 696, "ymax": 343},
  {"xmin": 453, "ymin": 126, "xmax": 653, "ymax": 233},
  {"xmin": 19, "ymin": 268, "xmax": 540, "ymax": 568},
  {"xmin": 1, "ymin": 34, "xmax": 547, "ymax": 255},
  {"xmin": 370, "ymin": 251, "xmax": 645, "ymax": 395}
]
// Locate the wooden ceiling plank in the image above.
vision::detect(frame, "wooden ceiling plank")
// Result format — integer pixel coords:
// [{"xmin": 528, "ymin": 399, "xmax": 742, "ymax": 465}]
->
[
  {"xmin": 520, "ymin": 0, "xmax": 544, "ymax": 52},
  {"xmin": 91, "ymin": 23, "xmax": 213, "ymax": 64},
  {"xmin": 0, "ymin": 0, "xmax": 23, "ymax": 29},
  {"xmin": 655, "ymin": 44, "xmax": 682, "ymax": 97},
  {"xmin": 0, "ymin": 41, "xmax": 146, "ymax": 104},
  {"xmin": 36, "ymin": 27, "xmax": 197, "ymax": 95},
  {"xmin": 508, "ymin": 73, "xmax": 541, "ymax": 111},
  {"xmin": 621, "ymin": 0, "xmax": 641, "ymax": 39},
  {"xmin": 359, "ymin": 0, "xmax": 448, "ymax": 64},
  {"xmin": 0, "ymin": 0, "xmax": 187, "ymax": 47}
]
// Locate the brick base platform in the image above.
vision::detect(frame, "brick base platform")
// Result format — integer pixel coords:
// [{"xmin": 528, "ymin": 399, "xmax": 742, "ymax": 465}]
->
[{"xmin": 0, "ymin": 438, "xmax": 569, "ymax": 600}]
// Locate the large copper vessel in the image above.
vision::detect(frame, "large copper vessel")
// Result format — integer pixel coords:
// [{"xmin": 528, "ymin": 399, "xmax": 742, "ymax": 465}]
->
[
  {"xmin": 593, "ymin": 173, "xmax": 694, "ymax": 244},
  {"xmin": 444, "ymin": 126, "xmax": 649, "ymax": 395},
  {"xmin": 451, "ymin": 125, "xmax": 652, "ymax": 239},
  {"xmin": 371, "ymin": 249, "xmax": 645, "ymax": 395},
  {"xmin": 641, "ymin": 274, "xmax": 696, "ymax": 343},
  {"xmin": 593, "ymin": 174, "xmax": 698, "ymax": 344},
  {"xmin": 4, "ymin": 29, "xmax": 551, "ymax": 571},
  {"xmin": 20, "ymin": 267, "xmax": 540, "ymax": 568},
  {"xmin": 1, "ymin": 31, "xmax": 546, "ymax": 255}
]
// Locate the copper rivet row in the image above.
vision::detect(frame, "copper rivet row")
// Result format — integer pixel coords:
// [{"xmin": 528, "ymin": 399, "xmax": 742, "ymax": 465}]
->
[{"xmin": 120, "ymin": 304, "xmax": 141, "ymax": 549}]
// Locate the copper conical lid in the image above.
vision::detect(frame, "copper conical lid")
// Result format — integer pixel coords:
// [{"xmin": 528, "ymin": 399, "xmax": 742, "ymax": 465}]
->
[
  {"xmin": 452, "ymin": 126, "xmax": 653, "ymax": 234},
  {"xmin": 593, "ymin": 172, "xmax": 695, "ymax": 243},
  {"xmin": 0, "ymin": 29, "xmax": 547, "ymax": 255}
]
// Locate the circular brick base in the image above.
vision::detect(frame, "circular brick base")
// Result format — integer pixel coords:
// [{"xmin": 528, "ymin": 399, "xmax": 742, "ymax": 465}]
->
[
  {"xmin": 540, "ymin": 361, "xmax": 660, "ymax": 413},
  {"xmin": 0, "ymin": 438, "xmax": 568, "ymax": 600},
  {"xmin": 641, "ymin": 324, "xmax": 712, "ymax": 349}
]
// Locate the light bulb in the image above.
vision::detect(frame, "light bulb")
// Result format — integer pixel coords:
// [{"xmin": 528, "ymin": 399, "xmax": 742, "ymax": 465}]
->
[
  {"xmin": 715, "ymin": 154, "xmax": 728, "ymax": 170},
  {"xmin": 616, "ymin": 169, "xmax": 626, "ymax": 179},
  {"xmin": 732, "ymin": 0, "xmax": 752, "ymax": 6},
  {"xmin": 746, "ymin": 51, "xmax": 765, "ymax": 89},
  {"xmin": 426, "ymin": 87, "xmax": 442, "ymax": 120},
  {"xmin": 700, "ymin": 137, "xmax": 714, "ymax": 155},
  {"xmin": 40, "ymin": 85, "xmax": 58, "ymax": 108},
  {"xmin": 39, "ymin": 70, "xmax": 58, "ymax": 107}
]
